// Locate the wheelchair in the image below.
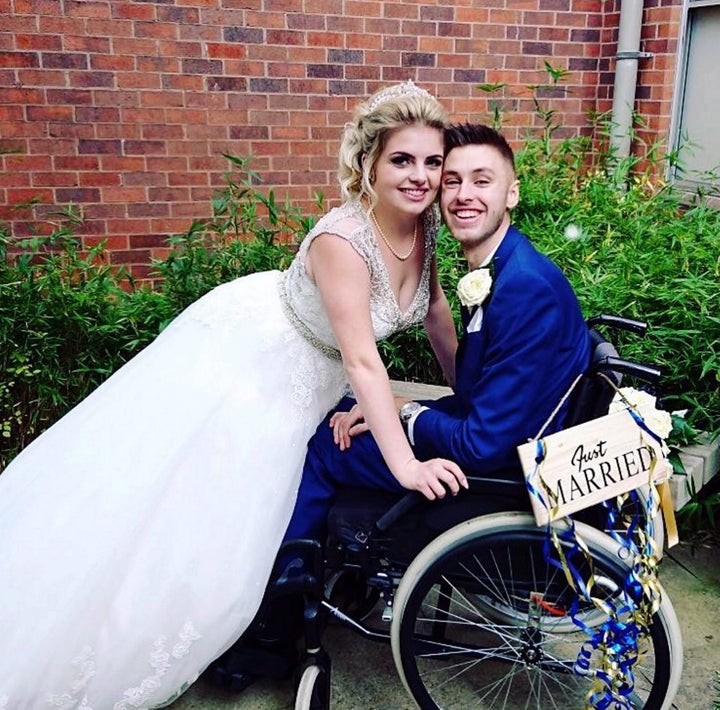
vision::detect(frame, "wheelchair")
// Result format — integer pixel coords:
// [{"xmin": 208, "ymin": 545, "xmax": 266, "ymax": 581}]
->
[{"xmin": 209, "ymin": 315, "xmax": 684, "ymax": 710}]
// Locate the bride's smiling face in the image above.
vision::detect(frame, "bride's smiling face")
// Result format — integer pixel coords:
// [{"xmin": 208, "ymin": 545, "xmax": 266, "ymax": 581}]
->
[{"xmin": 370, "ymin": 124, "xmax": 444, "ymax": 220}]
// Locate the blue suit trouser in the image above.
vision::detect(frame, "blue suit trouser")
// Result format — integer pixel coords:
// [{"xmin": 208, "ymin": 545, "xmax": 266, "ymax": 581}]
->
[{"xmin": 283, "ymin": 397, "xmax": 405, "ymax": 543}]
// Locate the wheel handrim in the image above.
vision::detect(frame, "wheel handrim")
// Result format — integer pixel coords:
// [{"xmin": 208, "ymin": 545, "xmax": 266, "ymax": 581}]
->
[{"xmin": 392, "ymin": 519, "xmax": 675, "ymax": 710}]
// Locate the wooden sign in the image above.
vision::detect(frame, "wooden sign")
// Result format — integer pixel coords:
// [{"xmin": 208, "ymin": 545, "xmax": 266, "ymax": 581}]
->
[{"xmin": 517, "ymin": 407, "xmax": 671, "ymax": 526}]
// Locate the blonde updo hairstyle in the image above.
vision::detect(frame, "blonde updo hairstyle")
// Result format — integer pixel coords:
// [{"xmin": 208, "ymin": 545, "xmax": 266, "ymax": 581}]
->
[{"xmin": 338, "ymin": 83, "xmax": 448, "ymax": 209}]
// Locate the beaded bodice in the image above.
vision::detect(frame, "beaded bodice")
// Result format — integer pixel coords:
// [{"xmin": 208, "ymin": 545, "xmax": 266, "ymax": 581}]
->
[{"xmin": 280, "ymin": 200, "xmax": 439, "ymax": 358}]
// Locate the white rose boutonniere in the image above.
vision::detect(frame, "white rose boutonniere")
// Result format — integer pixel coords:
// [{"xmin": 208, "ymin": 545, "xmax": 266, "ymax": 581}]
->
[{"xmin": 457, "ymin": 268, "xmax": 492, "ymax": 308}]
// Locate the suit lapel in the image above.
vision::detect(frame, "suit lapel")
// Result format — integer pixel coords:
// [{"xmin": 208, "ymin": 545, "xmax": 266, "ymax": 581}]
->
[
  {"xmin": 454, "ymin": 227, "xmax": 526, "ymax": 399},
  {"xmin": 460, "ymin": 304, "xmax": 473, "ymax": 329},
  {"xmin": 488, "ymin": 226, "xmax": 523, "ymax": 283},
  {"xmin": 457, "ymin": 227, "xmax": 523, "ymax": 338}
]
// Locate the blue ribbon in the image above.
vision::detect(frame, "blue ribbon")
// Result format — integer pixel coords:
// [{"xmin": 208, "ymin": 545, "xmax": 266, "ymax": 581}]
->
[
  {"xmin": 525, "ymin": 439, "xmax": 550, "ymax": 513},
  {"xmin": 541, "ymin": 466, "xmax": 662, "ymax": 707},
  {"xmin": 528, "ymin": 402, "xmax": 664, "ymax": 707}
]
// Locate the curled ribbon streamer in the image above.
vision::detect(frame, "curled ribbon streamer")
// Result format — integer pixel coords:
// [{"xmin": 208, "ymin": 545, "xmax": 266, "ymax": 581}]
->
[
  {"xmin": 525, "ymin": 440, "xmax": 558, "ymax": 520},
  {"xmin": 530, "ymin": 398, "xmax": 665, "ymax": 708}
]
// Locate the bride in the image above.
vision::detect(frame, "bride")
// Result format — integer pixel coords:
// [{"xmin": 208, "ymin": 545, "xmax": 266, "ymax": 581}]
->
[{"xmin": 0, "ymin": 81, "xmax": 464, "ymax": 709}]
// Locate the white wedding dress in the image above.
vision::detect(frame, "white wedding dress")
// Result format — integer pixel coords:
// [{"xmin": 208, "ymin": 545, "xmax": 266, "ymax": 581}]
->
[{"xmin": 0, "ymin": 201, "xmax": 437, "ymax": 710}]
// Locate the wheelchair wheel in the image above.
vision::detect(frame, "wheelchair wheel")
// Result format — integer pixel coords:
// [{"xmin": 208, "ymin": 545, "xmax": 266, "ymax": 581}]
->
[
  {"xmin": 391, "ymin": 512, "xmax": 682, "ymax": 710},
  {"xmin": 294, "ymin": 659, "xmax": 330, "ymax": 710}
]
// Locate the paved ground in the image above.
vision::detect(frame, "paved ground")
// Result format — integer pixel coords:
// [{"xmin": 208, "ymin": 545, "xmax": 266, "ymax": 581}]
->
[
  {"xmin": 172, "ymin": 381, "xmax": 719, "ymax": 708},
  {"xmin": 170, "ymin": 538, "xmax": 720, "ymax": 710}
]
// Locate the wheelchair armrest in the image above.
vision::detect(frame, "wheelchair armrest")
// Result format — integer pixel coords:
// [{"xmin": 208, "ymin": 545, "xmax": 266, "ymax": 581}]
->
[
  {"xmin": 375, "ymin": 491, "xmax": 425, "ymax": 532},
  {"xmin": 587, "ymin": 314, "xmax": 648, "ymax": 335},
  {"xmin": 466, "ymin": 475, "xmax": 526, "ymax": 490},
  {"xmin": 374, "ymin": 475, "xmax": 527, "ymax": 533},
  {"xmin": 594, "ymin": 357, "xmax": 662, "ymax": 386}
]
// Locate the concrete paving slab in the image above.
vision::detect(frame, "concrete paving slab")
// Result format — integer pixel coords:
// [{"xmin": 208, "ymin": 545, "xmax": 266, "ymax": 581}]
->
[
  {"xmin": 170, "ymin": 539, "xmax": 720, "ymax": 709},
  {"xmin": 660, "ymin": 541, "xmax": 720, "ymax": 708}
]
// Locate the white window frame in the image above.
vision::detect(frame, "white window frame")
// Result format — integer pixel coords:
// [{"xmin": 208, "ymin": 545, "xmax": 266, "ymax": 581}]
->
[{"xmin": 668, "ymin": 0, "xmax": 720, "ymax": 196}]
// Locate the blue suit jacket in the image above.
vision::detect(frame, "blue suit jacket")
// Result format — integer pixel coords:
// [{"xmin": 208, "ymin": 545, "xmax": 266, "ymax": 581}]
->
[
  {"xmin": 282, "ymin": 225, "xmax": 593, "ymax": 542},
  {"xmin": 412, "ymin": 225, "xmax": 591, "ymax": 476}
]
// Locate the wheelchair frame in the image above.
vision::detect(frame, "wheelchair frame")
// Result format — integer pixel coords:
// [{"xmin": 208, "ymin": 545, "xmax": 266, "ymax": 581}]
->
[{"xmin": 211, "ymin": 316, "xmax": 684, "ymax": 710}]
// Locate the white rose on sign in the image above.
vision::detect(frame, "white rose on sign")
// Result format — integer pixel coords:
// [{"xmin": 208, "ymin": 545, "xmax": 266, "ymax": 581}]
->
[
  {"xmin": 457, "ymin": 268, "xmax": 492, "ymax": 308},
  {"xmin": 609, "ymin": 387, "xmax": 673, "ymax": 440}
]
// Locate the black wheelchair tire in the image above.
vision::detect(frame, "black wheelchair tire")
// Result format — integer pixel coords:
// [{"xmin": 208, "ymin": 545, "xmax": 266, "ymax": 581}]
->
[{"xmin": 391, "ymin": 512, "xmax": 682, "ymax": 710}]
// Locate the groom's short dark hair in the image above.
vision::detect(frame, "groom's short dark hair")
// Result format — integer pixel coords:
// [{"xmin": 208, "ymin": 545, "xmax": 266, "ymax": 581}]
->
[{"xmin": 444, "ymin": 123, "xmax": 515, "ymax": 173}]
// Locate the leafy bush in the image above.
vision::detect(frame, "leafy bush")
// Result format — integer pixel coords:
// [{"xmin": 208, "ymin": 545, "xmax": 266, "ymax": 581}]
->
[
  {"xmin": 515, "ymin": 141, "xmax": 719, "ymax": 435},
  {"xmin": 0, "ymin": 207, "xmax": 171, "ymax": 467},
  {"xmin": 0, "ymin": 159, "xmax": 318, "ymax": 468}
]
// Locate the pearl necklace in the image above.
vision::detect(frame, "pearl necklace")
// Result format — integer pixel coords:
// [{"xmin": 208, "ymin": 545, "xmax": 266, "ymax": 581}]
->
[{"xmin": 370, "ymin": 210, "xmax": 418, "ymax": 261}]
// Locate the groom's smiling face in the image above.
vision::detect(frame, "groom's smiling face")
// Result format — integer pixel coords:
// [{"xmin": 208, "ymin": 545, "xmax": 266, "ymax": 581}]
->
[{"xmin": 440, "ymin": 144, "xmax": 519, "ymax": 263}]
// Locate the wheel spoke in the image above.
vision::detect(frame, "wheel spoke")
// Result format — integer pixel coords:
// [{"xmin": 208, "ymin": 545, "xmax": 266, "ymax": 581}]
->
[{"xmin": 392, "ymin": 518, "xmax": 678, "ymax": 709}]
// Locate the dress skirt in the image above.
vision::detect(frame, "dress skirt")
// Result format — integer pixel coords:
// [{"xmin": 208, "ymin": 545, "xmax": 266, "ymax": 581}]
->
[{"xmin": 0, "ymin": 270, "xmax": 347, "ymax": 709}]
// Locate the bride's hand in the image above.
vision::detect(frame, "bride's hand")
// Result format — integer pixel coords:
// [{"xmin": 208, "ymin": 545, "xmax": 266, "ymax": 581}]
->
[
  {"xmin": 329, "ymin": 403, "xmax": 369, "ymax": 450},
  {"xmin": 396, "ymin": 458, "xmax": 468, "ymax": 500}
]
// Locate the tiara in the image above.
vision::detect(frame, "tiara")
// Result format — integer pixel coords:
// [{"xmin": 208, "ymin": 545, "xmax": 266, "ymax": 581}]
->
[{"xmin": 367, "ymin": 80, "xmax": 435, "ymax": 112}]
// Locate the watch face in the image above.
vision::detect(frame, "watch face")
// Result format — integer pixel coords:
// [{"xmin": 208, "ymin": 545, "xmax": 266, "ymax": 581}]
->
[{"xmin": 400, "ymin": 402, "xmax": 421, "ymax": 422}]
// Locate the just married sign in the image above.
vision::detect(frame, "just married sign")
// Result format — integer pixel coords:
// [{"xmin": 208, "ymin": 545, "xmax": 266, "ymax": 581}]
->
[{"xmin": 517, "ymin": 407, "xmax": 671, "ymax": 526}]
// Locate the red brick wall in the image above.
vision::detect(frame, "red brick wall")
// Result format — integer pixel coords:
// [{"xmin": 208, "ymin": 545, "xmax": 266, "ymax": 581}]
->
[
  {"xmin": 1, "ymin": 0, "xmax": 682, "ymax": 277},
  {"xmin": 636, "ymin": 0, "xmax": 682, "ymax": 147}
]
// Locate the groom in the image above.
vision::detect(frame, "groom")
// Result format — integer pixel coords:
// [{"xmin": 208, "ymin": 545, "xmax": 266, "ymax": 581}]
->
[{"xmin": 283, "ymin": 123, "xmax": 591, "ymax": 543}]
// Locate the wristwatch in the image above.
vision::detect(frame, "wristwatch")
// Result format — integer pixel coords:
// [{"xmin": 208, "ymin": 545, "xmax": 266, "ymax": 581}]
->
[{"xmin": 399, "ymin": 401, "xmax": 423, "ymax": 424}]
